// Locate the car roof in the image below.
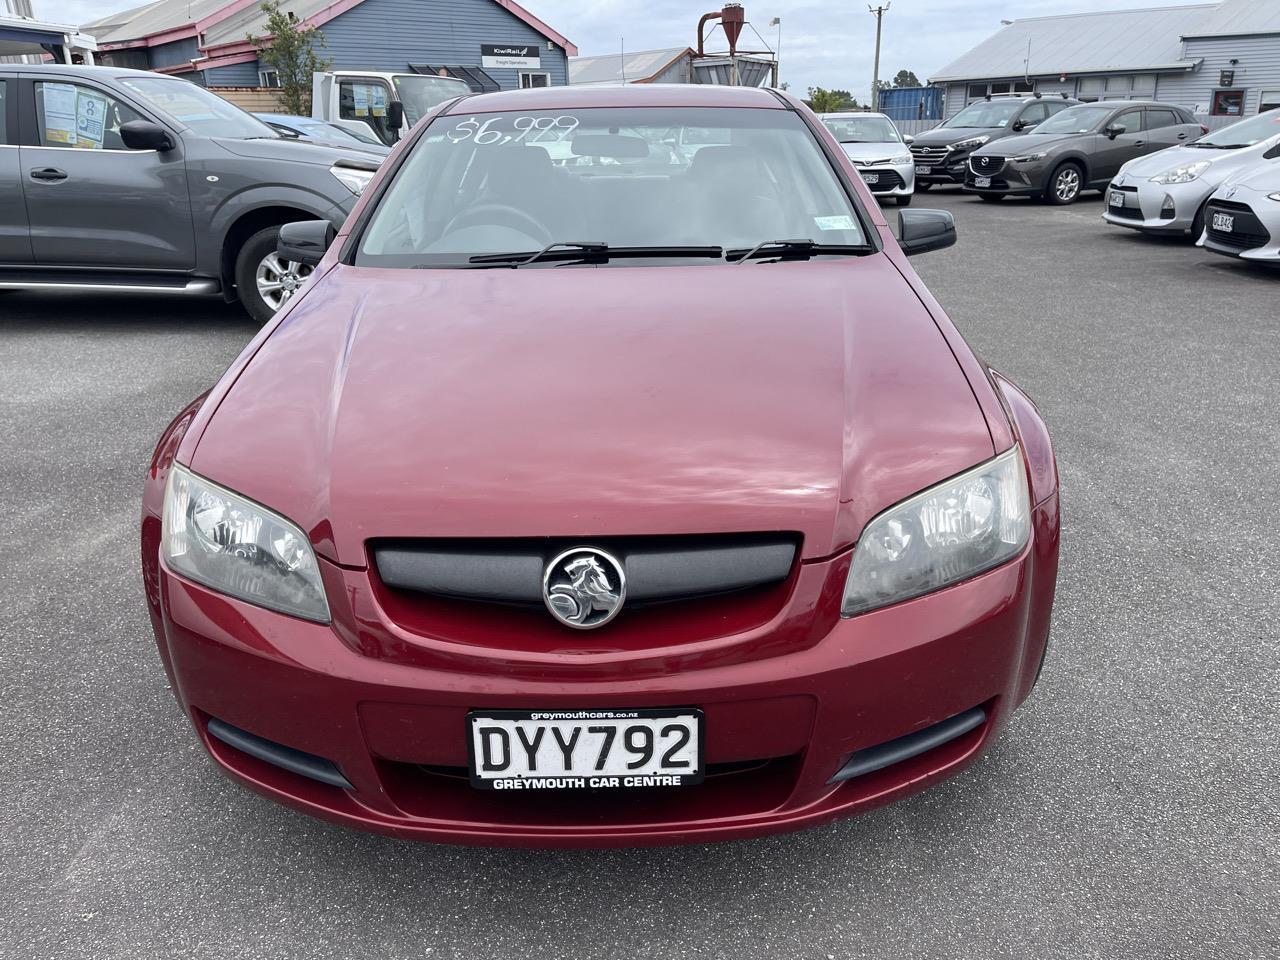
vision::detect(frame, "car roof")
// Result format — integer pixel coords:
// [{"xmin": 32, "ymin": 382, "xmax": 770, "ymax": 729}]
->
[
  {"xmin": 1087, "ymin": 100, "xmax": 1187, "ymax": 110},
  {"xmin": 821, "ymin": 112, "xmax": 892, "ymax": 120},
  {"xmin": 0, "ymin": 63, "xmax": 163, "ymax": 80},
  {"xmin": 441, "ymin": 83, "xmax": 785, "ymax": 115}
]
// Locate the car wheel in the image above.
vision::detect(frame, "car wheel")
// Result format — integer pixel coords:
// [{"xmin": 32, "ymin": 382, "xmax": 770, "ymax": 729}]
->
[
  {"xmin": 234, "ymin": 225, "xmax": 315, "ymax": 325},
  {"xmin": 896, "ymin": 195, "xmax": 913, "ymax": 207},
  {"xmin": 1046, "ymin": 163, "xmax": 1083, "ymax": 205},
  {"xmin": 1190, "ymin": 201, "xmax": 1208, "ymax": 242}
]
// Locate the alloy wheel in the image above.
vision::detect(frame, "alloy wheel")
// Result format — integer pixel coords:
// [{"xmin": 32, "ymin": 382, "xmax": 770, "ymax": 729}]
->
[
  {"xmin": 255, "ymin": 252, "xmax": 313, "ymax": 312},
  {"xmin": 1054, "ymin": 168, "xmax": 1081, "ymax": 203}
]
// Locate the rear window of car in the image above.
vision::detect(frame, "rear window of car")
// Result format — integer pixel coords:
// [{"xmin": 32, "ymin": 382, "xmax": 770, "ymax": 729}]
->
[{"xmin": 356, "ymin": 106, "xmax": 870, "ymax": 268}]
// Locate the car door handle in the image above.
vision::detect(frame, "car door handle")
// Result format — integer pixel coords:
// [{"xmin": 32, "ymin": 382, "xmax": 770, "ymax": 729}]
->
[{"xmin": 29, "ymin": 167, "xmax": 68, "ymax": 183}]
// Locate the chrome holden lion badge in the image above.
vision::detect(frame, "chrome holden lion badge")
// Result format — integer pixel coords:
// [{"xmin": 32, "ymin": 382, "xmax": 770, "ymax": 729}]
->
[{"xmin": 543, "ymin": 547, "xmax": 626, "ymax": 629}]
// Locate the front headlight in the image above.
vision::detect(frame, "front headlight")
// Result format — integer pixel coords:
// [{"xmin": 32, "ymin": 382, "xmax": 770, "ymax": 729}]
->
[
  {"xmin": 330, "ymin": 163, "xmax": 376, "ymax": 195},
  {"xmin": 841, "ymin": 446, "xmax": 1030, "ymax": 617},
  {"xmin": 951, "ymin": 136, "xmax": 990, "ymax": 151},
  {"xmin": 162, "ymin": 465, "xmax": 330, "ymax": 622},
  {"xmin": 1150, "ymin": 161, "xmax": 1210, "ymax": 184},
  {"xmin": 890, "ymin": 154, "xmax": 913, "ymax": 165},
  {"xmin": 1010, "ymin": 152, "xmax": 1047, "ymax": 163}
]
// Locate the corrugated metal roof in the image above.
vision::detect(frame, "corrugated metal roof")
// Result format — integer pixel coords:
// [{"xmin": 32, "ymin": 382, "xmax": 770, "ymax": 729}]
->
[
  {"xmin": 202, "ymin": 0, "xmax": 334, "ymax": 47},
  {"xmin": 569, "ymin": 47, "xmax": 690, "ymax": 85},
  {"xmin": 930, "ymin": 4, "xmax": 1216, "ymax": 82},
  {"xmin": 82, "ymin": 0, "xmax": 224, "ymax": 45},
  {"xmin": 1183, "ymin": 0, "xmax": 1280, "ymax": 37}
]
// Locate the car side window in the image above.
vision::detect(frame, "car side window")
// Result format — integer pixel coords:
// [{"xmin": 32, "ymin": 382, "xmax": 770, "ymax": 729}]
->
[
  {"xmin": 34, "ymin": 81, "xmax": 144, "ymax": 150},
  {"xmin": 338, "ymin": 79, "xmax": 393, "ymax": 143},
  {"xmin": 1018, "ymin": 103, "xmax": 1048, "ymax": 126},
  {"xmin": 1045, "ymin": 100, "xmax": 1073, "ymax": 116},
  {"xmin": 1116, "ymin": 110, "xmax": 1146, "ymax": 134},
  {"xmin": 1146, "ymin": 109, "xmax": 1179, "ymax": 130}
]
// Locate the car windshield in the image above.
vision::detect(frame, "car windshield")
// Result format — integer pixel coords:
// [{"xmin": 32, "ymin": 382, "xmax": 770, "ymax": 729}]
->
[
  {"xmin": 288, "ymin": 117, "xmax": 369, "ymax": 145},
  {"xmin": 1192, "ymin": 109, "xmax": 1280, "ymax": 148},
  {"xmin": 356, "ymin": 106, "xmax": 870, "ymax": 268},
  {"xmin": 822, "ymin": 116, "xmax": 900, "ymax": 143},
  {"xmin": 943, "ymin": 100, "xmax": 1022, "ymax": 128},
  {"xmin": 1033, "ymin": 104, "xmax": 1114, "ymax": 135},
  {"xmin": 391, "ymin": 75, "xmax": 471, "ymax": 125},
  {"xmin": 119, "ymin": 77, "xmax": 275, "ymax": 139}
]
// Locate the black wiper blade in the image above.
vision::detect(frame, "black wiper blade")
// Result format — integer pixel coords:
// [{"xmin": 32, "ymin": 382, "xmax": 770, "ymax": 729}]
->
[
  {"xmin": 727, "ymin": 239, "xmax": 869, "ymax": 264},
  {"xmin": 467, "ymin": 243, "xmax": 723, "ymax": 267}
]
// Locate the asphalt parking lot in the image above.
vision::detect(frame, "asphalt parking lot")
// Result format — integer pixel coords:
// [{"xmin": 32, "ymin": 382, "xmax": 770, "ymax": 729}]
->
[{"xmin": 2, "ymin": 188, "xmax": 1276, "ymax": 960}]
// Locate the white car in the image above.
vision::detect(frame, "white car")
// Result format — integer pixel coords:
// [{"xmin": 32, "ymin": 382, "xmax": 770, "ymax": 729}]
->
[
  {"xmin": 821, "ymin": 112, "xmax": 915, "ymax": 206},
  {"xmin": 1199, "ymin": 158, "xmax": 1280, "ymax": 262},
  {"xmin": 1104, "ymin": 109, "xmax": 1280, "ymax": 236}
]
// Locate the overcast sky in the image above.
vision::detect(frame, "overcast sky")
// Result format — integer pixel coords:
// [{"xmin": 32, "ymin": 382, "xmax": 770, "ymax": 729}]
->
[{"xmin": 47, "ymin": 0, "xmax": 1213, "ymax": 100}]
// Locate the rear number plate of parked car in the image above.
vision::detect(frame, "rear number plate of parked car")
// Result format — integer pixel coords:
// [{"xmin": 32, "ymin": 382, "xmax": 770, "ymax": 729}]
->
[
  {"xmin": 862, "ymin": 173, "xmax": 880, "ymax": 184},
  {"xmin": 468, "ymin": 708, "xmax": 703, "ymax": 790},
  {"xmin": 974, "ymin": 176, "xmax": 992, "ymax": 188},
  {"xmin": 1212, "ymin": 212, "xmax": 1234, "ymax": 233},
  {"xmin": 1109, "ymin": 191, "xmax": 1126, "ymax": 207}
]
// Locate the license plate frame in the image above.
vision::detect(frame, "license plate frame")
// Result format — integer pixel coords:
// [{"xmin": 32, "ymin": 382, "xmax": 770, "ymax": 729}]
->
[
  {"xmin": 1109, "ymin": 190, "xmax": 1126, "ymax": 208},
  {"xmin": 861, "ymin": 172, "xmax": 880, "ymax": 185},
  {"xmin": 974, "ymin": 176, "xmax": 992, "ymax": 188},
  {"xmin": 467, "ymin": 707, "xmax": 705, "ymax": 790},
  {"xmin": 1212, "ymin": 212, "xmax": 1235, "ymax": 233}
]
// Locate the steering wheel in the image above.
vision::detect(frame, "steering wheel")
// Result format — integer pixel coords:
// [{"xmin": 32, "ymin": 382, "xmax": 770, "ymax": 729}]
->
[{"xmin": 442, "ymin": 203, "xmax": 553, "ymax": 245}]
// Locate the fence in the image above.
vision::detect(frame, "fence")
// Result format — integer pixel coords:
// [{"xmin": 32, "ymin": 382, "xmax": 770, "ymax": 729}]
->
[{"xmin": 209, "ymin": 87, "xmax": 284, "ymax": 113}]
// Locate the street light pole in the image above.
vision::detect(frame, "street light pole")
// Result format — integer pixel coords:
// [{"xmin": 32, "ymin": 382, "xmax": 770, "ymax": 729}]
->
[{"xmin": 869, "ymin": 3, "xmax": 890, "ymax": 112}]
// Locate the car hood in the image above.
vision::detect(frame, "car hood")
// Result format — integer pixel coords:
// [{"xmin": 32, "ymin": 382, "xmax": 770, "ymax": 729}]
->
[
  {"xmin": 211, "ymin": 136, "xmax": 383, "ymax": 167},
  {"xmin": 910, "ymin": 126, "xmax": 1001, "ymax": 147},
  {"xmin": 1221, "ymin": 157, "xmax": 1280, "ymax": 192},
  {"xmin": 838, "ymin": 141, "xmax": 908, "ymax": 162},
  {"xmin": 974, "ymin": 132, "xmax": 1082, "ymax": 156},
  {"xmin": 1117, "ymin": 139, "xmax": 1279, "ymax": 180},
  {"xmin": 191, "ymin": 257, "xmax": 995, "ymax": 564}
]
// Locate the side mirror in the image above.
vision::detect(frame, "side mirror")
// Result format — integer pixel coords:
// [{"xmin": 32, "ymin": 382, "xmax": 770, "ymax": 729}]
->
[
  {"xmin": 1011, "ymin": 119, "xmax": 1026, "ymax": 132},
  {"xmin": 387, "ymin": 100, "xmax": 405, "ymax": 131},
  {"xmin": 119, "ymin": 120, "xmax": 175, "ymax": 151},
  {"xmin": 898, "ymin": 209, "xmax": 956, "ymax": 256},
  {"xmin": 1105, "ymin": 123, "xmax": 1126, "ymax": 139},
  {"xmin": 903, "ymin": 134, "xmax": 914, "ymax": 145},
  {"xmin": 278, "ymin": 220, "xmax": 335, "ymax": 268}
]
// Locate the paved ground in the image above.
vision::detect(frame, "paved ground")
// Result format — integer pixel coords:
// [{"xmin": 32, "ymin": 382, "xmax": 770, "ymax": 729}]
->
[{"xmin": 1, "ymin": 189, "xmax": 1277, "ymax": 960}]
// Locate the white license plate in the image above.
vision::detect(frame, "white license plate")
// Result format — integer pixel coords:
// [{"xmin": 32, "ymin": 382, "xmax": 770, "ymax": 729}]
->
[
  {"xmin": 915, "ymin": 165, "xmax": 931, "ymax": 175},
  {"xmin": 862, "ymin": 173, "xmax": 880, "ymax": 185},
  {"xmin": 974, "ymin": 176, "xmax": 992, "ymax": 188},
  {"xmin": 1212, "ymin": 212, "xmax": 1234, "ymax": 233},
  {"xmin": 1109, "ymin": 190, "xmax": 1126, "ymax": 207},
  {"xmin": 468, "ymin": 708, "xmax": 703, "ymax": 790}
]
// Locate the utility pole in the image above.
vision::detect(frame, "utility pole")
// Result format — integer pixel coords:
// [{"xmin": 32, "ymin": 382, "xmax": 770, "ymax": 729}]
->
[{"xmin": 868, "ymin": 3, "xmax": 890, "ymax": 111}]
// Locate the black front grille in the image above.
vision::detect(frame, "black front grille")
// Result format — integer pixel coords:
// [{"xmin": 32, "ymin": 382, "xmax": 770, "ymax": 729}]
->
[
  {"xmin": 1205, "ymin": 200, "xmax": 1270, "ymax": 250},
  {"xmin": 860, "ymin": 169, "xmax": 904, "ymax": 190},
  {"xmin": 969, "ymin": 155, "xmax": 1006, "ymax": 176},
  {"xmin": 909, "ymin": 145, "xmax": 949, "ymax": 164},
  {"xmin": 373, "ymin": 534, "xmax": 799, "ymax": 606}
]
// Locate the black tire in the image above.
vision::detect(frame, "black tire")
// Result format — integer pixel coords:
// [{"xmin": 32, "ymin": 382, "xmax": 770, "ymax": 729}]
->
[
  {"xmin": 1045, "ymin": 162, "xmax": 1084, "ymax": 205},
  {"xmin": 1190, "ymin": 201, "xmax": 1208, "ymax": 242},
  {"xmin": 896, "ymin": 194, "xmax": 913, "ymax": 207},
  {"xmin": 233, "ymin": 224, "xmax": 314, "ymax": 325},
  {"xmin": 978, "ymin": 193, "xmax": 1005, "ymax": 202},
  {"xmin": 915, "ymin": 181, "xmax": 933, "ymax": 192}
]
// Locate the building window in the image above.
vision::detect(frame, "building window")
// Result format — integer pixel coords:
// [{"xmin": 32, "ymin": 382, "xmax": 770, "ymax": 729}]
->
[
  {"xmin": 1013, "ymin": 79, "xmax": 1034, "ymax": 93},
  {"xmin": 967, "ymin": 82, "xmax": 987, "ymax": 100},
  {"xmin": 258, "ymin": 69, "xmax": 281, "ymax": 88},
  {"xmin": 519, "ymin": 72, "xmax": 550, "ymax": 89},
  {"xmin": 1212, "ymin": 89, "xmax": 1245, "ymax": 116},
  {"xmin": 1259, "ymin": 90, "xmax": 1280, "ymax": 112}
]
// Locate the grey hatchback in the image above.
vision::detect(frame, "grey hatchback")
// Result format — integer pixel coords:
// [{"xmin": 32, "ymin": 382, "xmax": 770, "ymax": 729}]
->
[
  {"xmin": 963, "ymin": 100, "xmax": 1204, "ymax": 204},
  {"xmin": 0, "ymin": 64, "xmax": 382, "ymax": 322}
]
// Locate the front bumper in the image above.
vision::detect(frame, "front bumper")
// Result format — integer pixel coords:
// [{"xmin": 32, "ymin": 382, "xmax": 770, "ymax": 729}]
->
[
  {"xmin": 1198, "ymin": 195, "xmax": 1280, "ymax": 261},
  {"xmin": 911, "ymin": 151, "xmax": 970, "ymax": 185},
  {"xmin": 144, "ymin": 499, "xmax": 1058, "ymax": 848},
  {"xmin": 962, "ymin": 160, "xmax": 1047, "ymax": 197},
  {"xmin": 853, "ymin": 161, "xmax": 915, "ymax": 196},
  {"xmin": 1101, "ymin": 178, "xmax": 1210, "ymax": 234}
]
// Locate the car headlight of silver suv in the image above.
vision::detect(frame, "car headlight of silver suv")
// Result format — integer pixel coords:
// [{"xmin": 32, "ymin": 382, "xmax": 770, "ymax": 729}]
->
[
  {"xmin": 841, "ymin": 446, "xmax": 1030, "ymax": 617},
  {"xmin": 1150, "ymin": 161, "xmax": 1211, "ymax": 184},
  {"xmin": 162, "ymin": 465, "xmax": 330, "ymax": 622}
]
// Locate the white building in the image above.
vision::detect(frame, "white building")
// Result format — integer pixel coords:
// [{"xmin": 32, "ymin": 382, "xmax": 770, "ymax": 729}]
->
[{"xmin": 931, "ymin": 0, "xmax": 1280, "ymax": 120}]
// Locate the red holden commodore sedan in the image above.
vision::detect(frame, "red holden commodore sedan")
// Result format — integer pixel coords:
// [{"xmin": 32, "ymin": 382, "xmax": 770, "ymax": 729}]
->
[{"xmin": 141, "ymin": 85, "xmax": 1059, "ymax": 847}]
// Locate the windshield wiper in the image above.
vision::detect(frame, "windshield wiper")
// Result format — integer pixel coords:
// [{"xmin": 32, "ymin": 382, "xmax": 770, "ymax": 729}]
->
[
  {"xmin": 467, "ymin": 242, "xmax": 724, "ymax": 267},
  {"xmin": 728, "ymin": 239, "xmax": 869, "ymax": 264}
]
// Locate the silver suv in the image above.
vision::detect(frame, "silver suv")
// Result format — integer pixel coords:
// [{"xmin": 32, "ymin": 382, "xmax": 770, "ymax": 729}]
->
[{"xmin": 0, "ymin": 64, "xmax": 384, "ymax": 322}]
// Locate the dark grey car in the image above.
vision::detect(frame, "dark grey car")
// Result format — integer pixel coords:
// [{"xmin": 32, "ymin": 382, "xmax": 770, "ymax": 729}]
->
[
  {"xmin": 963, "ymin": 101, "xmax": 1204, "ymax": 204},
  {"xmin": 908, "ymin": 94, "xmax": 1079, "ymax": 189},
  {"xmin": 0, "ymin": 64, "xmax": 382, "ymax": 322}
]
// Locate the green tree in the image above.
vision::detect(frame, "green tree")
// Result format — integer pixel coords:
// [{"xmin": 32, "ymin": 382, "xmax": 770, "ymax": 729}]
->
[
  {"xmin": 892, "ymin": 69, "xmax": 921, "ymax": 88},
  {"xmin": 249, "ymin": 1, "xmax": 331, "ymax": 115},
  {"xmin": 806, "ymin": 87, "xmax": 858, "ymax": 112}
]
